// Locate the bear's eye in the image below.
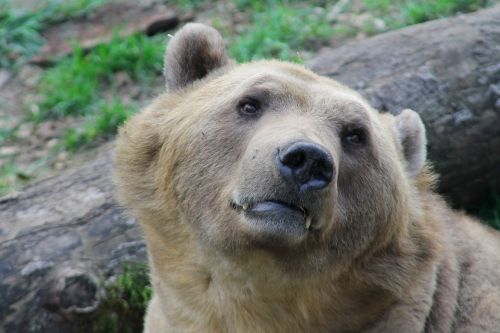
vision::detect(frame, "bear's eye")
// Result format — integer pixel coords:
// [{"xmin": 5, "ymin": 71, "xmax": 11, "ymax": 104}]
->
[
  {"xmin": 238, "ymin": 98, "xmax": 261, "ymax": 117},
  {"xmin": 342, "ymin": 128, "xmax": 366, "ymax": 146}
]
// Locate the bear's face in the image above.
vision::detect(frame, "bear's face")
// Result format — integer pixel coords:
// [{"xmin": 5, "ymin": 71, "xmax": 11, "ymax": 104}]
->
[{"xmin": 116, "ymin": 24, "xmax": 427, "ymax": 272}]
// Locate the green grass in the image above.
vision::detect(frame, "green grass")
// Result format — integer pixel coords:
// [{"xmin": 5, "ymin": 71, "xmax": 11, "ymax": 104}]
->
[
  {"xmin": 170, "ymin": 0, "xmax": 207, "ymax": 9},
  {"xmin": 401, "ymin": 0, "xmax": 491, "ymax": 24},
  {"xmin": 0, "ymin": 5, "xmax": 44, "ymax": 68},
  {"xmin": 38, "ymin": 0, "xmax": 108, "ymax": 24},
  {"xmin": 0, "ymin": 158, "xmax": 47, "ymax": 195},
  {"xmin": 228, "ymin": 1, "xmax": 333, "ymax": 62},
  {"xmin": 36, "ymin": 33, "xmax": 163, "ymax": 121},
  {"xmin": 0, "ymin": 0, "xmax": 107, "ymax": 68},
  {"xmin": 0, "ymin": 125, "xmax": 16, "ymax": 145},
  {"xmin": 0, "ymin": 161, "xmax": 19, "ymax": 195},
  {"xmin": 363, "ymin": 0, "xmax": 497, "ymax": 29},
  {"xmin": 86, "ymin": 264, "xmax": 152, "ymax": 333},
  {"xmin": 32, "ymin": 33, "xmax": 164, "ymax": 149},
  {"xmin": 0, "ymin": 29, "xmax": 164, "ymax": 194},
  {"xmin": 63, "ymin": 100, "xmax": 135, "ymax": 151}
]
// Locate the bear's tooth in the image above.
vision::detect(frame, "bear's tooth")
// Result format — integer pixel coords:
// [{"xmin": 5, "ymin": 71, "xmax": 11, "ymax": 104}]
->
[
  {"xmin": 305, "ymin": 215, "xmax": 312, "ymax": 230},
  {"xmin": 242, "ymin": 203, "xmax": 249, "ymax": 211}
]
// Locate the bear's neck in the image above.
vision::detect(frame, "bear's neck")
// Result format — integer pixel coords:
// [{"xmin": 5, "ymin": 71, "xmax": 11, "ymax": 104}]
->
[
  {"xmin": 143, "ymin": 233, "xmax": 403, "ymax": 331},
  {"xmin": 141, "ymin": 203, "xmax": 441, "ymax": 333}
]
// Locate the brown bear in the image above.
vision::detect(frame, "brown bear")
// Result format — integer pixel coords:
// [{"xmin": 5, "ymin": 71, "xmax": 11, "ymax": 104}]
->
[{"xmin": 114, "ymin": 23, "xmax": 500, "ymax": 333}]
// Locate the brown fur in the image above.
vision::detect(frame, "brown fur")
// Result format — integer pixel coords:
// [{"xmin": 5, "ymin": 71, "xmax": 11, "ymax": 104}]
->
[{"xmin": 114, "ymin": 24, "xmax": 500, "ymax": 332}]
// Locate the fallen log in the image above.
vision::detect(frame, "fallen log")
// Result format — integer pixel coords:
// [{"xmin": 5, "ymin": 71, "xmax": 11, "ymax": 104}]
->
[
  {"xmin": 1, "ymin": 6, "xmax": 500, "ymax": 332},
  {"xmin": 0, "ymin": 150, "xmax": 146, "ymax": 333},
  {"xmin": 309, "ymin": 5, "xmax": 500, "ymax": 207}
]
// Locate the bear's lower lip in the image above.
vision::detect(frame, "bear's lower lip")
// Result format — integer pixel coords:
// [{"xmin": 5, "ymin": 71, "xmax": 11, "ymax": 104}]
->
[
  {"xmin": 247, "ymin": 201, "xmax": 303, "ymax": 215},
  {"xmin": 236, "ymin": 200, "xmax": 311, "ymax": 242}
]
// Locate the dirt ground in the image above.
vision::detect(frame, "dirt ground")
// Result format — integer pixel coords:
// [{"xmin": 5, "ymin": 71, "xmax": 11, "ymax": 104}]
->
[{"xmin": 0, "ymin": 0, "xmax": 179, "ymax": 190}]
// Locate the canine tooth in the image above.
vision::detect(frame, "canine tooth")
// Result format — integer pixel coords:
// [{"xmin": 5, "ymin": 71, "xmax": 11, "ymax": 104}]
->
[
  {"xmin": 242, "ymin": 203, "xmax": 249, "ymax": 210},
  {"xmin": 305, "ymin": 215, "xmax": 312, "ymax": 230}
]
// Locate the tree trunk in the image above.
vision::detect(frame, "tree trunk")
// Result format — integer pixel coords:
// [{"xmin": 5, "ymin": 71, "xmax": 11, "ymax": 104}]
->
[
  {"xmin": 1, "ymin": 6, "xmax": 500, "ymax": 333},
  {"xmin": 309, "ymin": 5, "xmax": 500, "ymax": 207}
]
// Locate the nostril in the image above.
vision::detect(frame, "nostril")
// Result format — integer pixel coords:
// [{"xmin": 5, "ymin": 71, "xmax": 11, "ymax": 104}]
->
[
  {"xmin": 312, "ymin": 159, "xmax": 332, "ymax": 179},
  {"xmin": 311, "ymin": 161, "xmax": 322, "ymax": 177},
  {"xmin": 281, "ymin": 150, "xmax": 305, "ymax": 168}
]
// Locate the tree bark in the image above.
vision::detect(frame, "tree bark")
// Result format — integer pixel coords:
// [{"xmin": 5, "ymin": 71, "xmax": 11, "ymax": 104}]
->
[
  {"xmin": 1, "ymin": 6, "xmax": 500, "ymax": 333},
  {"xmin": 309, "ymin": 5, "xmax": 500, "ymax": 207}
]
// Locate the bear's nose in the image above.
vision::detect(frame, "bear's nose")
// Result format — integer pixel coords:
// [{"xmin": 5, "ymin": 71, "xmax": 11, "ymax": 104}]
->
[{"xmin": 277, "ymin": 141, "xmax": 334, "ymax": 192}]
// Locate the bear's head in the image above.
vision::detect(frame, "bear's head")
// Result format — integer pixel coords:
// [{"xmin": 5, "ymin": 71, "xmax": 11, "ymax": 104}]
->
[{"xmin": 115, "ymin": 24, "xmax": 428, "ymax": 274}]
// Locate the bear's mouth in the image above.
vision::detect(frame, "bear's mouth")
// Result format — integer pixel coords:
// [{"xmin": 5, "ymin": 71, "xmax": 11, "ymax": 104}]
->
[{"xmin": 231, "ymin": 200, "xmax": 314, "ymax": 241}]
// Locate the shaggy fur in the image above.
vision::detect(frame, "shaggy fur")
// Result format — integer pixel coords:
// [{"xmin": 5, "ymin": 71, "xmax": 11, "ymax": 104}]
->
[{"xmin": 114, "ymin": 23, "xmax": 500, "ymax": 333}]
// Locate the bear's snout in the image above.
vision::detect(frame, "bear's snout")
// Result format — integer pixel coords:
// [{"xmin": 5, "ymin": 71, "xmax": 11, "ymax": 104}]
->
[{"xmin": 277, "ymin": 141, "xmax": 334, "ymax": 193}]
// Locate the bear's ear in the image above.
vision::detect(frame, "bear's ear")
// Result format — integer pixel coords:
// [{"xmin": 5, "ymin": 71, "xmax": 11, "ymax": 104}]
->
[
  {"xmin": 395, "ymin": 109, "xmax": 427, "ymax": 178},
  {"xmin": 164, "ymin": 23, "xmax": 229, "ymax": 91}
]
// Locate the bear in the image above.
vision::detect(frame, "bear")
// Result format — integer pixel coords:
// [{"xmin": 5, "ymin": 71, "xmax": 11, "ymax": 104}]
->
[{"xmin": 114, "ymin": 23, "xmax": 500, "ymax": 333}]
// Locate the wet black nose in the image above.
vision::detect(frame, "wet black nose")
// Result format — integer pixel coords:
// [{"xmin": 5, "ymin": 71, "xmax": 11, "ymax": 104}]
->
[{"xmin": 277, "ymin": 141, "xmax": 334, "ymax": 192}]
